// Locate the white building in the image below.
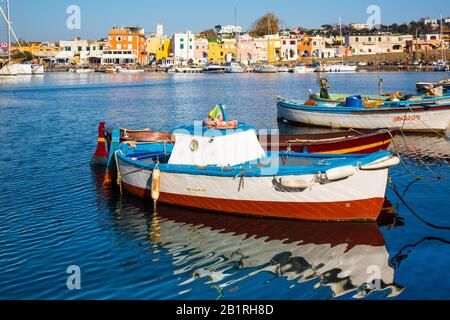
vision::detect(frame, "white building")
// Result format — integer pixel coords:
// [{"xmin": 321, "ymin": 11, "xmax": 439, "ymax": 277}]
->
[
  {"xmin": 215, "ymin": 25, "xmax": 242, "ymax": 35},
  {"xmin": 424, "ymin": 19, "xmax": 438, "ymax": 25},
  {"xmin": 57, "ymin": 38, "xmax": 106, "ymax": 64},
  {"xmin": 100, "ymin": 50, "xmax": 137, "ymax": 65},
  {"xmin": 310, "ymin": 36, "xmax": 338, "ymax": 58},
  {"xmin": 281, "ymin": 37, "xmax": 298, "ymax": 61},
  {"xmin": 346, "ymin": 35, "xmax": 412, "ymax": 55},
  {"xmin": 156, "ymin": 24, "xmax": 164, "ymax": 37},
  {"xmin": 350, "ymin": 23, "xmax": 372, "ymax": 30},
  {"xmin": 172, "ymin": 30, "xmax": 195, "ymax": 65},
  {"xmin": 421, "ymin": 34, "xmax": 442, "ymax": 41}
]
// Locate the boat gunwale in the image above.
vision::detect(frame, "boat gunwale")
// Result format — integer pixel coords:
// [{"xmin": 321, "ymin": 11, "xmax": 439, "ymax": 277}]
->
[{"xmin": 116, "ymin": 148, "xmax": 392, "ymax": 177}]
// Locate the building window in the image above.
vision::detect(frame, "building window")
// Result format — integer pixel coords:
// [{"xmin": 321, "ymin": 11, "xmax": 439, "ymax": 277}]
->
[
  {"xmin": 92, "ymin": 46, "xmax": 96, "ymax": 51},
  {"xmin": 78, "ymin": 46, "xmax": 82, "ymax": 51},
  {"xmin": 65, "ymin": 47, "xmax": 71, "ymax": 51},
  {"xmin": 86, "ymin": 47, "xmax": 90, "ymax": 51},
  {"xmin": 368, "ymin": 37, "xmax": 372, "ymax": 42},
  {"xmin": 180, "ymin": 38, "xmax": 184, "ymax": 42},
  {"xmin": 180, "ymin": 44, "xmax": 184, "ymax": 49},
  {"xmin": 99, "ymin": 46, "xmax": 104, "ymax": 50},
  {"xmin": 117, "ymin": 36, "xmax": 122, "ymax": 41},
  {"xmin": 355, "ymin": 38, "xmax": 358, "ymax": 42}
]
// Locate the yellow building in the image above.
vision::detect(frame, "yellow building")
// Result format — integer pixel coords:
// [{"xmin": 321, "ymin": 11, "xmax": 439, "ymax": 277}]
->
[
  {"xmin": 20, "ymin": 42, "xmax": 61, "ymax": 58},
  {"xmin": 267, "ymin": 36, "xmax": 282, "ymax": 63},
  {"xmin": 146, "ymin": 35, "xmax": 163, "ymax": 56},
  {"xmin": 208, "ymin": 39, "xmax": 237, "ymax": 64},
  {"xmin": 156, "ymin": 39, "xmax": 172, "ymax": 61}
]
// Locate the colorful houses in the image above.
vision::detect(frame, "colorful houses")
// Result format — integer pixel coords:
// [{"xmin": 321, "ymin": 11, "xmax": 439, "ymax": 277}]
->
[{"xmin": 108, "ymin": 26, "xmax": 147, "ymax": 64}]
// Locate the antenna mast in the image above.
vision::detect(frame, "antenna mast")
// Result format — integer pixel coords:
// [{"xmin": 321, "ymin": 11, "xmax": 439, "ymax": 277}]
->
[{"xmin": 6, "ymin": 0, "xmax": 11, "ymax": 60}]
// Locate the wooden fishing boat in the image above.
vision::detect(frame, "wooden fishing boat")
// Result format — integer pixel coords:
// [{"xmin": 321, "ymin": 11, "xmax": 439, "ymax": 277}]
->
[
  {"xmin": 309, "ymin": 92, "xmax": 390, "ymax": 104},
  {"xmin": 102, "ymin": 125, "xmax": 398, "ymax": 157},
  {"xmin": 105, "ymin": 111, "xmax": 399, "ymax": 222},
  {"xmin": 416, "ymin": 79, "xmax": 450, "ymax": 93},
  {"xmin": 277, "ymin": 96, "xmax": 450, "ymax": 133}
]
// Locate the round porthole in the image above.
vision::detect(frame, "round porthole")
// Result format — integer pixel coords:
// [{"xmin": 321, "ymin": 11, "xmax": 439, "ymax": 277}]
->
[{"xmin": 189, "ymin": 139, "xmax": 199, "ymax": 152}]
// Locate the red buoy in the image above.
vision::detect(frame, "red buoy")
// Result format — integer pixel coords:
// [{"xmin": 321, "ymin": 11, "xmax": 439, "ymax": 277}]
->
[{"xmin": 91, "ymin": 122, "xmax": 108, "ymax": 166}]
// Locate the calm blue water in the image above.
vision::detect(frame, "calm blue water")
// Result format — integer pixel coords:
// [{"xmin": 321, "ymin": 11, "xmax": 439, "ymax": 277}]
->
[{"xmin": 0, "ymin": 72, "xmax": 449, "ymax": 300}]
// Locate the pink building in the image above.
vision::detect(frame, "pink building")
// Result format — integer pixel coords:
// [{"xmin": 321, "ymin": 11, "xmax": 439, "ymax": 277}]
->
[
  {"xmin": 194, "ymin": 37, "xmax": 209, "ymax": 64},
  {"xmin": 236, "ymin": 35, "xmax": 268, "ymax": 65}
]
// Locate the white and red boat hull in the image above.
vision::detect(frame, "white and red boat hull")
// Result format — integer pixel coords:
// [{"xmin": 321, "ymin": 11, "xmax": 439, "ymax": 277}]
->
[
  {"xmin": 278, "ymin": 99, "xmax": 450, "ymax": 133},
  {"xmin": 117, "ymin": 157, "xmax": 389, "ymax": 222}
]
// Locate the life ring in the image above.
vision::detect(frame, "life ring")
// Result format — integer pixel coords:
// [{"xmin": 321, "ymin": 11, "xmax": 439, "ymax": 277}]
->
[{"xmin": 204, "ymin": 119, "xmax": 238, "ymax": 129}]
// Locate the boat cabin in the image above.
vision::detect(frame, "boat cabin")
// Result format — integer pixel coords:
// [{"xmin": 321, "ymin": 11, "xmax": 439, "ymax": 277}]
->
[{"xmin": 168, "ymin": 122, "xmax": 266, "ymax": 167}]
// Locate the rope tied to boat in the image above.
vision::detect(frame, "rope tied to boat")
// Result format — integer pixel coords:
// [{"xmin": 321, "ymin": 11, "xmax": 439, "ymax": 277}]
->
[
  {"xmin": 388, "ymin": 177, "xmax": 450, "ymax": 231},
  {"xmin": 375, "ymin": 128, "xmax": 442, "ymax": 181}
]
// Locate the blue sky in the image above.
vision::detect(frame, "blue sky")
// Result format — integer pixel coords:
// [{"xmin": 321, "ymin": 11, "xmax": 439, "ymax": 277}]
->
[{"xmin": 1, "ymin": 0, "xmax": 450, "ymax": 41}]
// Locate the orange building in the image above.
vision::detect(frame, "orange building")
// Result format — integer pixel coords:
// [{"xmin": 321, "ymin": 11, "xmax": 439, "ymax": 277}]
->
[
  {"xmin": 108, "ymin": 26, "xmax": 147, "ymax": 65},
  {"xmin": 297, "ymin": 35, "xmax": 313, "ymax": 61}
]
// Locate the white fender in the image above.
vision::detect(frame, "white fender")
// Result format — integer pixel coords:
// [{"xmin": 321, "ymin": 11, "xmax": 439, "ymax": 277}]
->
[
  {"xmin": 360, "ymin": 156, "xmax": 400, "ymax": 170},
  {"xmin": 279, "ymin": 175, "xmax": 316, "ymax": 189},
  {"xmin": 325, "ymin": 166, "xmax": 357, "ymax": 181}
]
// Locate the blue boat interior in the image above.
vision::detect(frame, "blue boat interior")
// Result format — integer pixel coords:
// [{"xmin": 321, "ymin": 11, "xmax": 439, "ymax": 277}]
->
[{"xmin": 116, "ymin": 141, "xmax": 391, "ymax": 177}]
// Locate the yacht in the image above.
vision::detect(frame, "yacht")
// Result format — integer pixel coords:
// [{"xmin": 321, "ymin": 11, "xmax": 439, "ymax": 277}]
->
[
  {"xmin": 0, "ymin": 63, "xmax": 44, "ymax": 76},
  {"xmin": 434, "ymin": 61, "xmax": 449, "ymax": 72},
  {"xmin": 202, "ymin": 64, "xmax": 225, "ymax": 74},
  {"xmin": 224, "ymin": 62, "xmax": 245, "ymax": 73},
  {"xmin": 316, "ymin": 63, "xmax": 358, "ymax": 73},
  {"xmin": 276, "ymin": 66, "xmax": 290, "ymax": 73},
  {"xmin": 70, "ymin": 67, "xmax": 95, "ymax": 74},
  {"xmin": 292, "ymin": 64, "xmax": 316, "ymax": 74},
  {"xmin": 253, "ymin": 64, "xmax": 277, "ymax": 73}
]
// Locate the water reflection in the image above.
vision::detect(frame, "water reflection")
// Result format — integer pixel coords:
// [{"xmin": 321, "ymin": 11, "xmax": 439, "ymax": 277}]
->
[
  {"xmin": 392, "ymin": 134, "xmax": 450, "ymax": 164},
  {"xmin": 92, "ymin": 168, "xmax": 404, "ymax": 299}
]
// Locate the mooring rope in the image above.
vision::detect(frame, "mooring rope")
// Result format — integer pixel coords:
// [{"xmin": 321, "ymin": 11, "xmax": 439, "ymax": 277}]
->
[
  {"xmin": 397, "ymin": 128, "xmax": 443, "ymax": 179},
  {"xmin": 380, "ymin": 129, "xmax": 424, "ymax": 180},
  {"xmin": 388, "ymin": 177, "xmax": 450, "ymax": 230},
  {"xmin": 405, "ymin": 104, "xmax": 447, "ymax": 138},
  {"xmin": 390, "ymin": 236, "xmax": 450, "ymax": 269}
]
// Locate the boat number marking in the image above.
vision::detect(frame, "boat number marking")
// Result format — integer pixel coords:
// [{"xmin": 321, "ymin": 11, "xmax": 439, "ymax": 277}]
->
[
  {"xmin": 187, "ymin": 186, "xmax": 207, "ymax": 192},
  {"xmin": 393, "ymin": 114, "xmax": 421, "ymax": 122}
]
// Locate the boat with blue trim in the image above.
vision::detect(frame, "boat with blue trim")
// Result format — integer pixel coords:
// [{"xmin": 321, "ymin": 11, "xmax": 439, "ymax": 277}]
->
[
  {"xmin": 105, "ymin": 106, "xmax": 399, "ymax": 222},
  {"xmin": 277, "ymin": 95, "xmax": 450, "ymax": 133}
]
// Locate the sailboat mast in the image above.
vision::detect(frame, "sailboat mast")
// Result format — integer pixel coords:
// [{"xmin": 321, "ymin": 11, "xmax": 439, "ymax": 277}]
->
[
  {"xmin": 7, "ymin": 0, "xmax": 11, "ymax": 60},
  {"xmin": 440, "ymin": 13, "xmax": 445, "ymax": 62},
  {"xmin": 339, "ymin": 17, "xmax": 343, "ymax": 64}
]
